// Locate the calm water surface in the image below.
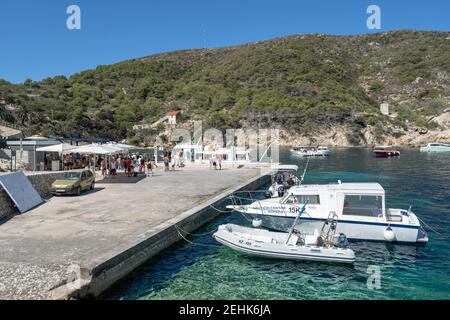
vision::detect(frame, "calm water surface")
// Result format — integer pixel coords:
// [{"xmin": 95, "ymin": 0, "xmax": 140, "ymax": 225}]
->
[{"xmin": 104, "ymin": 148, "xmax": 450, "ymax": 300}]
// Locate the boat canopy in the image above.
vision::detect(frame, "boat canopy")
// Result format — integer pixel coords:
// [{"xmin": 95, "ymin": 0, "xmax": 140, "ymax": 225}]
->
[
  {"xmin": 269, "ymin": 164, "xmax": 299, "ymax": 172},
  {"xmin": 289, "ymin": 182, "xmax": 385, "ymax": 196},
  {"xmin": 428, "ymin": 143, "xmax": 450, "ymax": 147}
]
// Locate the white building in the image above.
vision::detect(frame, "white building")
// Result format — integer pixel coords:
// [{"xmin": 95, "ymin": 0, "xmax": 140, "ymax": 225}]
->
[{"xmin": 380, "ymin": 103, "xmax": 389, "ymax": 116}]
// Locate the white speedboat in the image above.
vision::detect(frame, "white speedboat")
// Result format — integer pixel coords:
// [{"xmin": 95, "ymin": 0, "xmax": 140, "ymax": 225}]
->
[
  {"xmin": 213, "ymin": 224, "xmax": 355, "ymax": 263},
  {"xmin": 291, "ymin": 146, "xmax": 331, "ymax": 157},
  {"xmin": 420, "ymin": 143, "xmax": 450, "ymax": 153},
  {"xmin": 317, "ymin": 146, "xmax": 331, "ymax": 156},
  {"xmin": 214, "ymin": 205, "xmax": 355, "ymax": 264},
  {"xmin": 228, "ymin": 181, "xmax": 428, "ymax": 244}
]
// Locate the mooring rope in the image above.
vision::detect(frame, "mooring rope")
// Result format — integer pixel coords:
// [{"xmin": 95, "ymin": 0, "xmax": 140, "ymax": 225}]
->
[
  {"xmin": 416, "ymin": 215, "xmax": 444, "ymax": 237},
  {"xmin": 208, "ymin": 204, "xmax": 234, "ymax": 213},
  {"xmin": 175, "ymin": 224, "xmax": 218, "ymax": 237},
  {"xmin": 174, "ymin": 225, "xmax": 222, "ymax": 248}
]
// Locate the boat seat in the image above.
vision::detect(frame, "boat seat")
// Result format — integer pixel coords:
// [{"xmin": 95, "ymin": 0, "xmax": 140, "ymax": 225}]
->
[
  {"xmin": 250, "ymin": 235, "xmax": 273, "ymax": 243},
  {"xmin": 304, "ymin": 235, "xmax": 318, "ymax": 245},
  {"xmin": 304, "ymin": 229, "xmax": 319, "ymax": 245},
  {"xmin": 286, "ymin": 234, "xmax": 299, "ymax": 246}
]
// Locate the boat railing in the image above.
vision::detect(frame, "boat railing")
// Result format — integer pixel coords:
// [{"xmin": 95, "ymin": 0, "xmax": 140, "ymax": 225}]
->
[{"xmin": 228, "ymin": 190, "xmax": 267, "ymax": 207}]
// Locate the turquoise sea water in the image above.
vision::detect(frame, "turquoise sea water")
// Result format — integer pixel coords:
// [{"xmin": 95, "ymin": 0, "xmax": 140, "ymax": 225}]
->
[{"xmin": 104, "ymin": 148, "xmax": 450, "ymax": 300}]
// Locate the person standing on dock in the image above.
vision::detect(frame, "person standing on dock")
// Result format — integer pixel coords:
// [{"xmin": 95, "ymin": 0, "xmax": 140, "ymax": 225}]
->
[
  {"xmin": 126, "ymin": 158, "xmax": 132, "ymax": 177},
  {"xmin": 146, "ymin": 157, "xmax": 157, "ymax": 177},
  {"xmin": 217, "ymin": 153, "xmax": 223, "ymax": 170},
  {"xmin": 163, "ymin": 154, "xmax": 169, "ymax": 172}
]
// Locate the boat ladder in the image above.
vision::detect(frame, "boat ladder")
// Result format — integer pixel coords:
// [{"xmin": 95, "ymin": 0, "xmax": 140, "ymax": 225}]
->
[{"xmin": 318, "ymin": 211, "xmax": 339, "ymax": 247}]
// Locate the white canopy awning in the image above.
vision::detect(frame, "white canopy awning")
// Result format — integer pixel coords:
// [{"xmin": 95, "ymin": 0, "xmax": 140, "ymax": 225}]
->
[
  {"xmin": 270, "ymin": 165, "xmax": 299, "ymax": 171},
  {"xmin": 70, "ymin": 144, "xmax": 123, "ymax": 155},
  {"xmin": 106, "ymin": 142, "xmax": 135, "ymax": 150},
  {"xmin": 36, "ymin": 143, "xmax": 76, "ymax": 154}
]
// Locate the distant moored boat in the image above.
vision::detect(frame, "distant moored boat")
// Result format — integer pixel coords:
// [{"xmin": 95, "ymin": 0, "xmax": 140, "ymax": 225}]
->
[
  {"xmin": 420, "ymin": 143, "xmax": 450, "ymax": 153},
  {"xmin": 373, "ymin": 145, "xmax": 400, "ymax": 158},
  {"xmin": 291, "ymin": 146, "xmax": 331, "ymax": 157}
]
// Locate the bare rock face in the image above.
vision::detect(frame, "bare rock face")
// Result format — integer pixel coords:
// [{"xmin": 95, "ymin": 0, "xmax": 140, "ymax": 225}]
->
[
  {"xmin": 431, "ymin": 111, "xmax": 450, "ymax": 127},
  {"xmin": 278, "ymin": 123, "xmax": 450, "ymax": 148}
]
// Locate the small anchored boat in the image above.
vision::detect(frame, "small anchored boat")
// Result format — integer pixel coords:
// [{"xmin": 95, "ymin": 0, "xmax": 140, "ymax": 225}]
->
[
  {"xmin": 373, "ymin": 145, "xmax": 400, "ymax": 158},
  {"xmin": 214, "ymin": 202, "xmax": 355, "ymax": 264},
  {"xmin": 420, "ymin": 143, "xmax": 450, "ymax": 153},
  {"xmin": 291, "ymin": 146, "xmax": 331, "ymax": 157}
]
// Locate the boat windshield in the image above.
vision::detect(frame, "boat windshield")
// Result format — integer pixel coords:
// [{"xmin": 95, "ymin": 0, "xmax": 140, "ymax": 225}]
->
[
  {"xmin": 430, "ymin": 143, "xmax": 449, "ymax": 147},
  {"xmin": 342, "ymin": 195, "xmax": 383, "ymax": 217},
  {"xmin": 283, "ymin": 194, "xmax": 320, "ymax": 205}
]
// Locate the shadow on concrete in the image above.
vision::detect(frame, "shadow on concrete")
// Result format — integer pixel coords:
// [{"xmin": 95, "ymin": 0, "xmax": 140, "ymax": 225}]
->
[
  {"xmin": 51, "ymin": 187, "xmax": 106, "ymax": 197},
  {"xmin": 97, "ymin": 174, "xmax": 146, "ymax": 184}
]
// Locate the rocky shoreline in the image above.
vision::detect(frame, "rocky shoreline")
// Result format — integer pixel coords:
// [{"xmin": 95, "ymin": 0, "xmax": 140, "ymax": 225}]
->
[{"xmin": 277, "ymin": 124, "xmax": 450, "ymax": 148}]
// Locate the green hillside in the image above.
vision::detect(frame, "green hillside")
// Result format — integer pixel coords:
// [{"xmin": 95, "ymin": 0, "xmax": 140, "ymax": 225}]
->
[{"xmin": 0, "ymin": 30, "xmax": 449, "ymax": 144}]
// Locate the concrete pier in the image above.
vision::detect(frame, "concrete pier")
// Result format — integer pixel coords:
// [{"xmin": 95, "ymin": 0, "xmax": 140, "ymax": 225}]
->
[{"xmin": 0, "ymin": 166, "xmax": 268, "ymax": 299}]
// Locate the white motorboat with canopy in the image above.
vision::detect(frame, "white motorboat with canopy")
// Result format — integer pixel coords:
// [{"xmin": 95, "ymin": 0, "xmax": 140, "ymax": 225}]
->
[
  {"xmin": 214, "ymin": 201, "xmax": 355, "ymax": 263},
  {"xmin": 227, "ymin": 181, "xmax": 429, "ymax": 244},
  {"xmin": 291, "ymin": 146, "xmax": 331, "ymax": 157}
]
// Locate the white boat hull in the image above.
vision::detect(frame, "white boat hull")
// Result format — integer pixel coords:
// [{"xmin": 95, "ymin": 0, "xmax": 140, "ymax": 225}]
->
[
  {"xmin": 291, "ymin": 150, "xmax": 330, "ymax": 157},
  {"xmin": 213, "ymin": 224, "xmax": 355, "ymax": 263},
  {"xmin": 244, "ymin": 213, "xmax": 427, "ymax": 243}
]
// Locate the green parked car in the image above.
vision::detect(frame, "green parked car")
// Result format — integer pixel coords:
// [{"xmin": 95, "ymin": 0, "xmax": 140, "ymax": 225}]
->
[{"xmin": 51, "ymin": 169, "xmax": 95, "ymax": 196}]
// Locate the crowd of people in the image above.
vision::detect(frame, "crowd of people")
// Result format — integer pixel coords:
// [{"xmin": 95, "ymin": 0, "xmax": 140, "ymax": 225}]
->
[
  {"xmin": 96, "ymin": 154, "xmax": 158, "ymax": 178},
  {"xmin": 209, "ymin": 154, "xmax": 223, "ymax": 170},
  {"xmin": 162, "ymin": 150, "xmax": 185, "ymax": 172},
  {"xmin": 274, "ymin": 171, "xmax": 298, "ymax": 187},
  {"xmin": 75, "ymin": 148, "xmax": 229, "ymax": 179}
]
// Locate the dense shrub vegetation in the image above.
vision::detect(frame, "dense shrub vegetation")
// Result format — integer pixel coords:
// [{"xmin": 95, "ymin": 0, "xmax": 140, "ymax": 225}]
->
[{"xmin": 0, "ymin": 30, "xmax": 448, "ymax": 141}]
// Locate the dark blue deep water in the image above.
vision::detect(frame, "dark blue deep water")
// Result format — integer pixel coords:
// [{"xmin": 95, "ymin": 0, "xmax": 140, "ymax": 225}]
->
[{"xmin": 104, "ymin": 148, "xmax": 450, "ymax": 300}]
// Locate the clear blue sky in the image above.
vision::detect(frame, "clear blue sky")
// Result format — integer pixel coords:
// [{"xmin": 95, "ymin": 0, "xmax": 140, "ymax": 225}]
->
[{"xmin": 0, "ymin": 0, "xmax": 449, "ymax": 83}]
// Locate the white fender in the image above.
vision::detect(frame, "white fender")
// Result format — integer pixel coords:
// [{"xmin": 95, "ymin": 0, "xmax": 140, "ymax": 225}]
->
[
  {"xmin": 252, "ymin": 219, "xmax": 263, "ymax": 228},
  {"xmin": 384, "ymin": 227, "xmax": 396, "ymax": 242}
]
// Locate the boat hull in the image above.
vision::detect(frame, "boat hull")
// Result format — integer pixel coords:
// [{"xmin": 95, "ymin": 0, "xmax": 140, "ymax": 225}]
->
[
  {"xmin": 213, "ymin": 225, "xmax": 355, "ymax": 264},
  {"xmin": 291, "ymin": 150, "xmax": 330, "ymax": 157},
  {"xmin": 420, "ymin": 146, "xmax": 450, "ymax": 153},
  {"xmin": 245, "ymin": 214, "xmax": 426, "ymax": 243},
  {"xmin": 374, "ymin": 150, "xmax": 400, "ymax": 157}
]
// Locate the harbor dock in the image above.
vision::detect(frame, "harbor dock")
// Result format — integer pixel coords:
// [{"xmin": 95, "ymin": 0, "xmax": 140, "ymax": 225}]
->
[{"xmin": 0, "ymin": 166, "xmax": 268, "ymax": 300}]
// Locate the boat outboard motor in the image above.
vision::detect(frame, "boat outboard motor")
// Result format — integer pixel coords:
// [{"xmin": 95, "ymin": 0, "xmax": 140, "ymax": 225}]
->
[
  {"xmin": 277, "ymin": 186, "xmax": 285, "ymax": 197},
  {"xmin": 333, "ymin": 233, "xmax": 349, "ymax": 248}
]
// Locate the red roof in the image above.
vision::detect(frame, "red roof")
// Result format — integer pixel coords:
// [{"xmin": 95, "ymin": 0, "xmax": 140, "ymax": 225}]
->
[{"xmin": 167, "ymin": 111, "xmax": 180, "ymax": 116}]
